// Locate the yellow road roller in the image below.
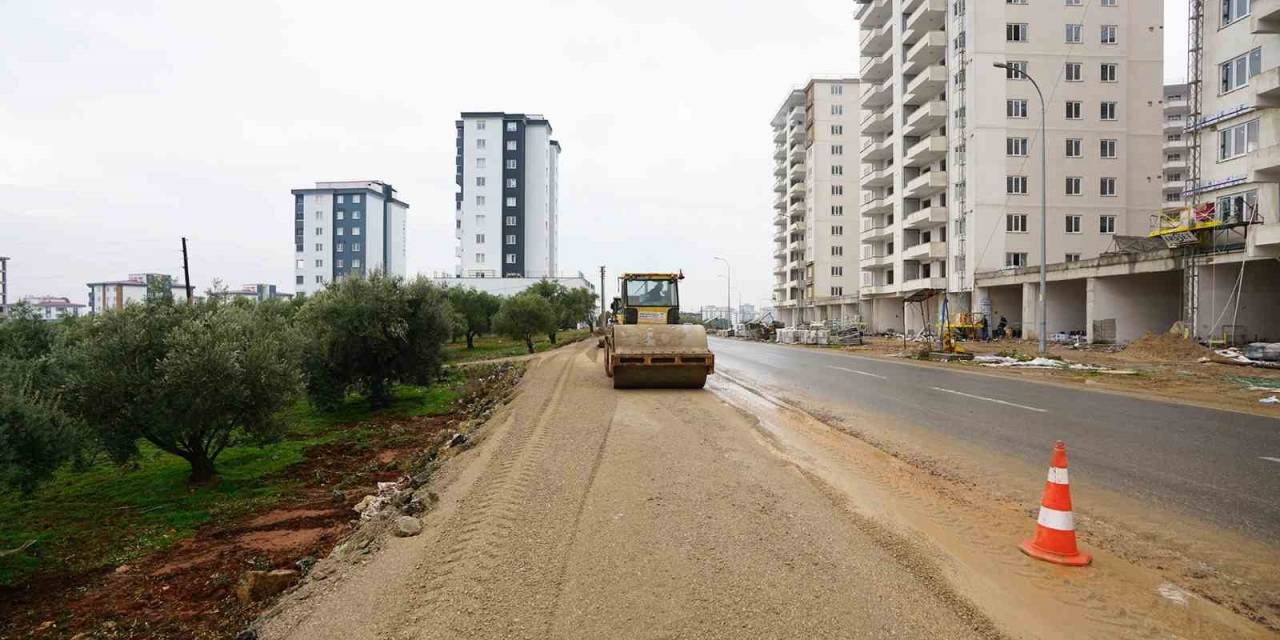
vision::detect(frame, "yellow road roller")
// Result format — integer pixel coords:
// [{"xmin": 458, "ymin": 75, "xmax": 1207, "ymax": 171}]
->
[{"xmin": 603, "ymin": 272, "xmax": 714, "ymax": 389}]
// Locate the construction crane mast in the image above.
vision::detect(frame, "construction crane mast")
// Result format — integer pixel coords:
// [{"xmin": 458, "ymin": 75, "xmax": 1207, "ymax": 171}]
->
[{"xmin": 1182, "ymin": 0, "xmax": 1206, "ymax": 334}]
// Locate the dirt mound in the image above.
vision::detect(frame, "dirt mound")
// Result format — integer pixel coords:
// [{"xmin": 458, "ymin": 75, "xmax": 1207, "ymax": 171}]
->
[{"xmin": 1122, "ymin": 332, "xmax": 1213, "ymax": 362}]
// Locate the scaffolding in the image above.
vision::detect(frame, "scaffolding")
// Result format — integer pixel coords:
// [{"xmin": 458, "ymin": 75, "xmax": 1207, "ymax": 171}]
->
[{"xmin": 1182, "ymin": 0, "xmax": 1206, "ymax": 334}]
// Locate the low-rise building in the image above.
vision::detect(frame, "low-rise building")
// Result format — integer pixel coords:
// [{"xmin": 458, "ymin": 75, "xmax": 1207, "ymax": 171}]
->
[
  {"xmin": 87, "ymin": 273, "xmax": 189, "ymax": 314},
  {"xmin": 214, "ymin": 283, "xmax": 293, "ymax": 302},
  {"xmin": 19, "ymin": 296, "xmax": 86, "ymax": 321}
]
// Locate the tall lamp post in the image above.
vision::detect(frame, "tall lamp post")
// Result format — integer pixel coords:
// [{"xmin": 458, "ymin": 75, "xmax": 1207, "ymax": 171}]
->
[
  {"xmin": 713, "ymin": 256, "xmax": 731, "ymax": 329},
  {"xmin": 994, "ymin": 61, "xmax": 1047, "ymax": 354}
]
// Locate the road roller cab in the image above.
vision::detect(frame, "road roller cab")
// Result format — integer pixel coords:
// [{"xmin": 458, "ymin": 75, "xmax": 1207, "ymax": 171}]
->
[{"xmin": 604, "ymin": 272, "xmax": 715, "ymax": 389}]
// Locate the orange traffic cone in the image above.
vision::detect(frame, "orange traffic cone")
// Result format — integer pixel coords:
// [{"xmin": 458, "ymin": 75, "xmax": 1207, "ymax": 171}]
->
[{"xmin": 1019, "ymin": 440, "xmax": 1092, "ymax": 566}]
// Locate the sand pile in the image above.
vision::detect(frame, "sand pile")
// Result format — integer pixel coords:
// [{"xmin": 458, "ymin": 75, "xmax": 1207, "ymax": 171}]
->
[{"xmin": 1122, "ymin": 332, "xmax": 1213, "ymax": 361}]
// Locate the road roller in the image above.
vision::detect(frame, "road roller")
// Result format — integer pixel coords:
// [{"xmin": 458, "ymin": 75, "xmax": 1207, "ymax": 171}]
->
[{"xmin": 603, "ymin": 272, "xmax": 715, "ymax": 389}]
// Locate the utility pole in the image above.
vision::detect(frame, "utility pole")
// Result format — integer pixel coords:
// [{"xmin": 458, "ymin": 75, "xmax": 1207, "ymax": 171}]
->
[
  {"xmin": 598, "ymin": 265, "xmax": 606, "ymax": 327},
  {"xmin": 714, "ymin": 256, "xmax": 731, "ymax": 329},
  {"xmin": 0, "ymin": 256, "xmax": 9, "ymax": 313},
  {"xmin": 181, "ymin": 237, "xmax": 193, "ymax": 304}
]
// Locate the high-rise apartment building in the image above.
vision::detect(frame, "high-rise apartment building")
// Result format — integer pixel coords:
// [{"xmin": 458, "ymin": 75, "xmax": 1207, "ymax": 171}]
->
[
  {"xmin": 292, "ymin": 181, "xmax": 409, "ymax": 296},
  {"xmin": 770, "ymin": 79, "xmax": 862, "ymax": 326},
  {"xmin": 455, "ymin": 112, "xmax": 560, "ymax": 279},
  {"xmin": 1162, "ymin": 83, "xmax": 1191, "ymax": 216},
  {"xmin": 854, "ymin": 0, "xmax": 1162, "ymax": 331}
]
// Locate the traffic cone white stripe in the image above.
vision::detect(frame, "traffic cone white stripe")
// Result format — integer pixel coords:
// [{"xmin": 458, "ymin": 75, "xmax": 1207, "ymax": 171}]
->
[
  {"xmin": 1036, "ymin": 505, "xmax": 1075, "ymax": 531},
  {"xmin": 1047, "ymin": 467, "xmax": 1069, "ymax": 484}
]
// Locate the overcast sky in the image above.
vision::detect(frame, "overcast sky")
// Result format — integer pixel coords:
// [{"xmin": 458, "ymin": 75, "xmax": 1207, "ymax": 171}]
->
[{"xmin": 2, "ymin": 1, "xmax": 1187, "ymax": 311}]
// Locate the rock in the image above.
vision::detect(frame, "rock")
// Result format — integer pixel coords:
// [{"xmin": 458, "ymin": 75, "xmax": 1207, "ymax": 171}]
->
[
  {"xmin": 353, "ymin": 494, "xmax": 377, "ymax": 514},
  {"xmin": 235, "ymin": 630, "xmax": 259, "ymax": 640},
  {"xmin": 113, "ymin": 564, "xmax": 131, "ymax": 574},
  {"xmin": 295, "ymin": 556, "xmax": 316, "ymax": 574},
  {"xmin": 401, "ymin": 497, "xmax": 426, "ymax": 516},
  {"xmin": 448, "ymin": 432, "xmax": 467, "ymax": 448},
  {"xmin": 234, "ymin": 569, "xmax": 299, "ymax": 604},
  {"xmin": 394, "ymin": 516, "xmax": 423, "ymax": 537}
]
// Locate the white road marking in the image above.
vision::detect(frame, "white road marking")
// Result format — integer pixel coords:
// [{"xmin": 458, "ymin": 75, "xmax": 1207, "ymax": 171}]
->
[
  {"xmin": 828, "ymin": 365, "xmax": 888, "ymax": 380},
  {"xmin": 1261, "ymin": 457, "xmax": 1280, "ymax": 464},
  {"xmin": 931, "ymin": 386, "xmax": 1048, "ymax": 413}
]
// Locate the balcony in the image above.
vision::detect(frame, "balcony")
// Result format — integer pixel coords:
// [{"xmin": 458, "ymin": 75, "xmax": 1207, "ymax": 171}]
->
[
  {"xmin": 1162, "ymin": 179, "xmax": 1184, "ymax": 192},
  {"xmin": 789, "ymin": 125, "xmax": 808, "ymax": 146},
  {"xmin": 905, "ymin": 170, "xmax": 948, "ymax": 198},
  {"xmin": 903, "ymin": 206, "xmax": 947, "ymax": 229},
  {"xmin": 904, "ymin": 100, "xmax": 947, "ymax": 136},
  {"xmin": 788, "ymin": 161, "xmax": 806, "ymax": 181},
  {"xmin": 904, "ymin": 135, "xmax": 948, "ymax": 167},
  {"xmin": 788, "ymin": 181, "xmax": 807, "ymax": 199},
  {"xmin": 1164, "ymin": 96, "xmax": 1189, "ymax": 114},
  {"xmin": 773, "ymin": 127, "xmax": 786, "ymax": 144},
  {"xmin": 773, "ymin": 144, "xmax": 786, "ymax": 161},
  {"xmin": 902, "ymin": 276, "xmax": 948, "ymax": 293},
  {"xmin": 903, "ymin": 31, "xmax": 947, "ymax": 75},
  {"xmin": 862, "ymin": 136, "xmax": 894, "ymax": 161},
  {"xmin": 1250, "ymin": 142, "xmax": 1280, "ymax": 179},
  {"xmin": 861, "ymin": 253, "xmax": 894, "ymax": 269},
  {"xmin": 861, "ymin": 197, "xmax": 892, "ymax": 217},
  {"xmin": 861, "ymin": 78, "xmax": 893, "ymax": 108},
  {"xmin": 774, "ymin": 213, "xmax": 787, "ymax": 228},
  {"xmin": 862, "ymin": 107, "xmax": 893, "ymax": 134},
  {"xmin": 861, "ymin": 224, "xmax": 893, "ymax": 243},
  {"xmin": 1255, "ymin": 66, "xmax": 1280, "ymax": 107},
  {"xmin": 789, "ymin": 144, "xmax": 806, "ymax": 163},
  {"xmin": 901, "ymin": 240, "xmax": 947, "ymax": 261},
  {"xmin": 774, "ymin": 195, "xmax": 787, "ymax": 211},
  {"xmin": 862, "ymin": 164, "xmax": 894, "ymax": 188},
  {"xmin": 788, "ymin": 198, "xmax": 806, "ymax": 218},
  {"xmin": 1163, "ymin": 116, "xmax": 1186, "ymax": 133},
  {"xmin": 1161, "ymin": 159, "xmax": 1187, "ymax": 172},
  {"xmin": 855, "ymin": 0, "xmax": 891, "ymax": 29},
  {"xmin": 903, "ymin": 0, "xmax": 946, "ymax": 45},
  {"xmin": 1163, "ymin": 136, "xmax": 1188, "ymax": 151},
  {"xmin": 862, "ymin": 283, "xmax": 898, "ymax": 297},
  {"xmin": 903, "ymin": 66, "xmax": 947, "ymax": 105},
  {"xmin": 1252, "ymin": 0, "xmax": 1280, "ymax": 33},
  {"xmin": 860, "ymin": 21, "xmax": 892, "ymax": 57},
  {"xmin": 773, "ymin": 177, "xmax": 786, "ymax": 193},
  {"xmin": 860, "ymin": 50, "xmax": 893, "ymax": 83}
]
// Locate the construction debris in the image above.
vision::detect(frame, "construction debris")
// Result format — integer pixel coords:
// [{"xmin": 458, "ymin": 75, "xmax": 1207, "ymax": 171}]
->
[
  {"xmin": 972, "ymin": 355, "xmax": 1135, "ymax": 374},
  {"xmin": 1214, "ymin": 347, "xmax": 1280, "ymax": 369}
]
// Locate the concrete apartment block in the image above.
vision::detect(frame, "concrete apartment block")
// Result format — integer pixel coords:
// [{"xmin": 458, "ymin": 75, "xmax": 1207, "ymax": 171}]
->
[
  {"xmin": 291, "ymin": 181, "xmax": 409, "ymax": 296},
  {"xmin": 770, "ymin": 79, "xmax": 862, "ymax": 327}
]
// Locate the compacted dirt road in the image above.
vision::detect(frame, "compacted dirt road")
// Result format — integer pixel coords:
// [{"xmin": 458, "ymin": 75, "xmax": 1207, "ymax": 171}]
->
[
  {"xmin": 258, "ymin": 342, "xmax": 997, "ymax": 639},
  {"xmin": 258, "ymin": 340, "xmax": 1273, "ymax": 639}
]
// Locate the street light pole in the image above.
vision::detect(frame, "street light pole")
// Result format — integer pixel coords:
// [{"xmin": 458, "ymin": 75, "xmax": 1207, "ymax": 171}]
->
[
  {"xmin": 994, "ymin": 62, "xmax": 1048, "ymax": 354},
  {"xmin": 714, "ymin": 256, "xmax": 731, "ymax": 329}
]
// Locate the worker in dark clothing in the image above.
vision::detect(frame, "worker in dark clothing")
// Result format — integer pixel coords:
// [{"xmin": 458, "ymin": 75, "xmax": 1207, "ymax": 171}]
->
[
  {"xmin": 980, "ymin": 315, "xmax": 990, "ymax": 341},
  {"xmin": 994, "ymin": 315, "xmax": 1008, "ymax": 340}
]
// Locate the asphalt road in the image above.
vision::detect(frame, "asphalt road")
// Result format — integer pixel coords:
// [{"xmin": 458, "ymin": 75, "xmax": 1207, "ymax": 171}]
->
[{"xmin": 709, "ymin": 337, "xmax": 1280, "ymax": 540}]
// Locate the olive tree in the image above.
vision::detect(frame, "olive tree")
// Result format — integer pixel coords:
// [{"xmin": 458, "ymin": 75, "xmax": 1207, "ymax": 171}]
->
[
  {"xmin": 299, "ymin": 272, "xmax": 452, "ymax": 410},
  {"xmin": 447, "ymin": 287, "xmax": 502, "ymax": 349},
  {"xmin": 494, "ymin": 293, "xmax": 556, "ymax": 354}
]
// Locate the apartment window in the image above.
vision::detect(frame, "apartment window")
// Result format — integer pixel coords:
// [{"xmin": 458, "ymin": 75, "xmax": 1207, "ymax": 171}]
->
[
  {"xmin": 832, "ymin": 225, "xmax": 844, "ymax": 236},
  {"xmin": 1100, "ymin": 101, "xmax": 1117, "ymax": 120},
  {"xmin": 315, "ymin": 275, "xmax": 324, "ymax": 284},
  {"xmin": 476, "ymin": 157, "xmax": 486, "ymax": 169},
  {"xmin": 505, "ymin": 159, "xmax": 518, "ymax": 169},
  {"xmin": 476, "ymin": 195, "xmax": 486, "ymax": 206},
  {"xmin": 1066, "ymin": 177, "xmax": 1082, "ymax": 195},
  {"xmin": 296, "ymin": 275, "xmax": 304, "ymax": 285},
  {"xmin": 336, "ymin": 211, "xmax": 345, "ymax": 221},
  {"xmin": 337, "ymin": 195, "xmax": 345, "ymax": 204},
  {"xmin": 336, "ymin": 227, "xmax": 344, "ymax": 236},
  {"xmin": 831, "ymin": 144, "xmax": 844, "ymax": 155},
  {"xmin": 1065, "ymin": 24, "xmax": 1082, "ymax": 43},
  {"xmin": 505, "ymin": 178, "xmax": 517, "ymax": 188},
  {"xmin": 475, "ymin": 234, "xmax": 485, "ymax": 244},
  {"xmin": 1066, "ymin": 215, "xmax": 1082, "ymax": 233},
  {"xmin": 831, "ymin": 84, "xmax": 843, "ymax": 95},
  {"xmin": 1066, "ymin": 101, "xmax": 1082, "ymax": 119},
  {"xmin": 1065, "ymin": 0, "xmax": 1082, "ymax": 5},
  {"xmin": 1007, "ymin": 23, "xmax": 1028, "ymax": 42},
  {"xmin": 1220, "ymin": 48, "xmax": 1263, "ymax": 93},
  {"xmin": 1066, "ymin": 138, "xmax": 1082, "ymax": 157},
  {"xmin": 1094, "ymin": 139, "xmax": 1116, "ymax": 160},
  {"xmin": 315, "ymin": 242, "xmax": 324, "ymax": 252},
  {"xmin": 832, "ymin": 165, "xmax": 844, "ymax": 176},
  {"xmin": 1008, "ymin": 0, "xmax": 1027, "ymax": 4},
  {"xmin": 832, "ymin": 124, "xmax": 844, "ymax": 135},
  {"xmin": 476, "ymin": 138, "xmax": 487, "ymax": 150},
  {"xmin": 1008, "ymin": 137, "xmax": 1029, "ymax": 156},
  {"xmin": 832, "ymin": 185, "xmax": 844, "ymax": 196},
  {"xmin": 476, "ymin": 120, "xmax": 486, "ymax": 130},
  {"xmin": 826, "ymin": 104, "xmax": 841, "ymax": 116},
  {"xmin": 352, "ymin": 259, "xmax": 361, "ymax": 269},
  {"xmin": 886, "ymin": 270, "xmax": 894, "ymax": 285},
  {"xmin": 505, "ymin": 140, "xmax": 518, "ymax": 151},
  {"xmin": 476, "ymin": 253, "xmax": 486, "ymax": 263},
  {"xmin": 353, "ymin": 194, "xmax": 362, "ymax": 203},
  {"xmin": 1007, "ymin": 99, "xmax": 1028, "ymax": 118},
  {"xmin": 352, "ymin": 227, "xmax": 361, "ymax": 236},
  {"xmin": 475, "ymin": 215, "xmax": 485, "ymax": 226},
  {"xmin": 505, "ymin": 215, "xmax": 517, "ymax": 226},
  {"xmin": 1216, "ymin": 190, "xmax": 1258, "ymax": 221},
  {"xmin": 1100, "ymin": 177, "xmax": 1117, "ymax": 196},
  {"xmin": 352, "ymin": 243, "xmax": 361, "ymax": 252},
  {"xmin": 315, "ymin": 227, "xmax": 323, "ymax": 236},
  {"xmin": 1222, "ymin": 0, "xmax": 1251, "ymax": 26},
  {"xmin": 505, "ymin": 234, "xmax": 516, "ymax": 245},
  {"xmin": 1065, "ymin": 62, "xmax": 1082, "ymax": 81},
  {"xmin": 1100, "ymin": 215, "xmax": 1116, "ymax": 233},
  {"xmin": 1100, "ymin": 25, "xmax": 1117, "ymax": 44},
  {"xmin": 832, "ymin": 246, "xmax": 844, "ymax": 257},
  {"xmin": 476, "ymin": 176, "xmax": 486, "ymax": 187},
  {"xmin": 506, "ymin": 122, "xmax": 518, "ymax": 132},
  {"xmin": 1007, "ymin": 214, "xmax": 1028, "ymax": 232},
  {"xmin": 832, "ymin": 205, "xmax": 845, "ymax": 215},
  {"xmin": 831, "ymin": 286, "xmax": 844, "ymax": 296},
  {"xmin": 506, "ymin": 197, "xmax": 517, "ymax": 207},
  {"xmin": 1101, "ymin": 63, "xmax": 1118, "ymax": 82},
  {"xmin": 336, "ymin": 259, "xmax": 344, "ymax": 269},
  {"xmin": 1006, "ymin": 252, "xmax": 1029, "ymax": 268},
  {"xmin": 832, "ymin": 266, "xmax": 844, "ymax": 276},
  {"xmin": 1007, "ymin": 175, "xmax": 1028, "ymax": 194},
  {"xmin": 315, "ymin": 210, "xmax": 322, "ymax": 218},
  {"xmin": 1218, "ymin": 119, "xmax": 1259, "ymax": 160},
  {"xmin": 1065, "ymin": 253, "xmax": 1082, "ymax": 263},
  {"xmin": 315, "ymin": 259, "xmax": 323, "ymax": 268},
  {"xmin": 505, "ymin": 254, "xmax": 516, "ymax": 264},
  {"xmin": 1006, "ymin": 61, "xmax": 1028, "ymax": 79},
  {"xmin": 336, "ymin": 242, "xmax": 344, "ymax": 252},
  {"xmin": 1101, "ymin": 0, "xmax": 1116, "ymax": 5}
]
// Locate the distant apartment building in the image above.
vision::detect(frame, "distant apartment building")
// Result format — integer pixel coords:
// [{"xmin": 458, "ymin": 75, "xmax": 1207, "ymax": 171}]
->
[
  {"xmin": 214, "ymin": 283, "xmax": 293, "ymax": 302},
  {"xmin": 770, "ymin": 79, "xmax": 862, "ymax": 327},
  {"xmin": 455, "ymin": 113, "xmax": 561, "ymax": 279},
  {"xmin": 853, "ymin": 0, "xmax": 1163, "ymax": 332},
  {"xmin": 20, "ymin": 296, "xmax": 86, "ymax": 321},
  {"xmin": 1162, "ymin": 83, "xmax": 1191, "ymax": 216},
  {"xmin": 292, "ymin": 180, "xmax": 409, "ymax": 296},
  {"xmin": 87, "ymin": 273, "xmax": 188, "ymax": 314}
]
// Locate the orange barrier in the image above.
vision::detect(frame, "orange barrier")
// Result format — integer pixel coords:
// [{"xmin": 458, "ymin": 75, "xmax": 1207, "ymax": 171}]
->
[{"xmin": 1019, "ymin": 441, "xmax": 1092, "ymax": 566}]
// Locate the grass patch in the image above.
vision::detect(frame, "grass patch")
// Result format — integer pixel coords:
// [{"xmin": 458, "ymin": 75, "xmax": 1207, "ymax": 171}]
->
[
  {"xmin": 444, "ymin": 329, "xmax": 591, "ymax": 364},
  {"xmin": 0, "ymin": 373, "xmax": 468, "ymax": 588}
]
